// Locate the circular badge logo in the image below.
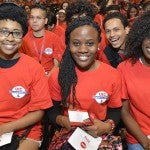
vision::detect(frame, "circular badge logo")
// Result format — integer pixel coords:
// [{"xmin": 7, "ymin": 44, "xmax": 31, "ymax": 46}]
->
[
  {"xmin": 80, "ymin": 141, "xmax": 86, "ymax": 149},
  {"xmin": 44, "ymin": 48, "xmax": 53, "ymax": 55},
  {"xmin": 93, "ymin": 91, "xmax": 109, "ymax": 103},
  {"xmin": 11, "ymin": 86, "xmax": 27, "ymax": 99}
]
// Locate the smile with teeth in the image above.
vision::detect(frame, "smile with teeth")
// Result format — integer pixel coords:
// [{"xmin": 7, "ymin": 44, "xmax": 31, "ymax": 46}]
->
[
  {"xmin": 147, "ymin": 48, "xmax": 150, "ymax": 52},
  {"xmin": 110, "ymin": 38, "xmax": 118, "ymax": 43},
  {"xmin": 78, "ymin": 55, "xmax": 89, "ymax": 61},
  {"xmin": 4, "ymin": 44, "xmax": 15, "ymax": 49}
]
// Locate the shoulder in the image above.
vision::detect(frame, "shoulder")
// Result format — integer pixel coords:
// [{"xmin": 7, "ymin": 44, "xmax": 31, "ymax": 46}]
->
[
  {"xmin": 117, "ymin": 59, "xmax": 132, "ymax": 70},
  {"xmin": 45, "ymin": 30, "xmax": 60, "ymax": 41},
  {"xmin": 20, "ymin": 53, "xmax": 43, "ymax": 70},
  {"xmin": 23, "ymin": 30, "xmax": 33, "ymax": 40},
  {"xmin": 100, "ymin": 62, "xmax": 121, "ymax": 78}
]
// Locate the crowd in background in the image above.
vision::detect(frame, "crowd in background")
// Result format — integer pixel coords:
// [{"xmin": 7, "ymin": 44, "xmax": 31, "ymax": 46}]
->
[{"xmin": 0, "ymin": 0, "xmax": 150, "ymax": 150}]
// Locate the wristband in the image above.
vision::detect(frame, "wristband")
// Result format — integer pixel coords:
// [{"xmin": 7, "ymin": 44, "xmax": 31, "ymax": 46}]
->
[{"xmin": 105, "ymin": 119, "xmax": 115, "ymax": 134}]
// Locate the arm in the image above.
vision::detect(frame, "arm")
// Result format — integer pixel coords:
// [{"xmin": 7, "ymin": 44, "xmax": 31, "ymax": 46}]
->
[
  {"xmin": 47, "ymin": 59, "xmax": 60, "ymax": 77},
  {"xmin": 0, "ymin": 110, "xmax": 44, "ymax": 135},
  {"xmin": 46, "ymin": 100, "xmax": 71, "ymax": 131},
  {"xmin": 122, "ymin": 100, "xmax": 150, "ymax": 149}
]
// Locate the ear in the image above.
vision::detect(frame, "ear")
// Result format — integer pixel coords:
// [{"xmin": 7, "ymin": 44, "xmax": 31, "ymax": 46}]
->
[
  {"xmin": 98, "ymin": 42, "xmax": 101, "ymax": 50},
  {"xmin": 45, "ymin": 17, "xmax": 48, "ymax": 25},
  {"xmin": 125, "ymin": 26, "xmax": 130, "ymax": 34}
]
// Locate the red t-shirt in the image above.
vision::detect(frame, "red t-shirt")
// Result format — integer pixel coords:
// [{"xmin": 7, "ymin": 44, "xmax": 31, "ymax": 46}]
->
[
  {"xmin": 118, "ymin": 59, "xmax": 150, "ymax": 144},
  {"xmin": 53, "ymin": 25, "xmax": 65, "ymax": 48},
  {"xmin": 0, "ymin": 53, "xmax": 53, "ymax": 140},
  {"xmin": 49, "ymin": 62, "xmax": 122, "ymax": 120},
  {"xmin": 20, "ymin": 30, "xmax": 64, "ymax": 72}
]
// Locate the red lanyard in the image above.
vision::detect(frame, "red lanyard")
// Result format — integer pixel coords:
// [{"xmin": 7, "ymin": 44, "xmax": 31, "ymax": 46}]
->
[{"xmin": 33, "ymin": 36, "xmax": 45, "ymax": 64}]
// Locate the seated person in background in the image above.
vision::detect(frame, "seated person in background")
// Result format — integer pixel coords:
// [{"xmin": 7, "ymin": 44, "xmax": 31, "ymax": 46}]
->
[
  {"xmin": 56, "ymin": 9, "xmax": 67, "ymax": 30},
  {"xmin": 20, "ymin": 3, "xmax": 64, "ymax": 77},
  {"xmin": 142, "ymin": 1, "xmax": 150, "ymax": 12},
  {"xmin": 42, "ymin": 17, "xmax": 122, "ymax": 150},
  {"xmin": 65, "ymin": 0, "xmax": 108, "ymax": 55},
  {"xmin": 0, "ymin": 3, "xmax": 52, "ymax": 150},
  {"xmin": 126, "ymin": 3, "xmax": 139, "ymax": 26},
  {"xmin": 106, "ymin": 5, "xmax": 121, "ymax": 14},
  {"xmin": 46, "ymin": 12, "xmax": 65, "ymax": 45},
  {"xmin": 99, "ymin": 12, "xmax": 130, "ymax": 68}
]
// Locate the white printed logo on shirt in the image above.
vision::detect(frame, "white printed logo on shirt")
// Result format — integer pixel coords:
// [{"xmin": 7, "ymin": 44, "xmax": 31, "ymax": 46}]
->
[
  {"xmin": 10, "ymin": 86, "xmax": 28, "ymax": 99},
  {"xmin": 93, "ymin": 91, "xmax": 109, "ymax": 103},
  {"xmin": 44, "ymin": 48, "xmax": 53, "ymax": 55}
]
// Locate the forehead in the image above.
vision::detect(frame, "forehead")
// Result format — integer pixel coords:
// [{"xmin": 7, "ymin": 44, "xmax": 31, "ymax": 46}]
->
[
  {"xmin": 70, "ymin": 25, "xmax": 98, "ymax": 38},
  {"xmin": 105, "ymin": 18, "xmax": 124, "ymax": 29},
  {"xmin": 0, "ymin": 19, "xmax": 22, "ymax": 30},
  {"xmin": 30, "ymin": 8, "xmax": 46, "ymax": 16},
  {"xmin": 63, "ymin": 3, "xmax": 68, "ymax": 6}
]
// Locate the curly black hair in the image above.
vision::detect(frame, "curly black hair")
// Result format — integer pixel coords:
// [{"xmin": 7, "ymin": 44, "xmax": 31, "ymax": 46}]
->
[
  {"xmin": 65, "ymin": 0, "xmax": 96, "ymax": 24},
  {"xmin": 0, "ymin": 2, "xmax": 28, "ymax": 37},
  {"xmin": 58, "ymin": 17, "xmax": 101, "ymax": 107},
  {"xmin": 125, "ymin": 11, "xmax": 150, "ymax": 63}
]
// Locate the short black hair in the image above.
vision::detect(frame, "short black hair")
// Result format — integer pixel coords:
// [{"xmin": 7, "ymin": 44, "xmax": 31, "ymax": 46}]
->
[
  {"xmin": 0, "ymin": 2, "xmax": 28, "ymax": 37},
  {"xmin": 103, "ymin": 12, "xmax": 129, "ymax": 29},
  {"xmin": 65, "ymin": 16, "xmax": 101, "ymax": 45},
  {"xmin": 30, "ymin": 3, "xmax": 47, "ymax": 18},
  {"xmin": 106, "ymin": 5, "xmax": 121, "ymax": 13},
  {"xmin": 47, "ymin": 12, "xmax": 57, "ymax": 26},
  {"xmin": 65, "ymin": 0, "xmax": 96, "ymax": 24}
]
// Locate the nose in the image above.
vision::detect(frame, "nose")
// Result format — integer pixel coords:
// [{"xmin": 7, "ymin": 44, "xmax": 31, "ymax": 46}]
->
[
  {"xmin": 78, "ymin": 44, "xmax": 88, "ymax": 53},
  {"xmin": 6, "ymin": 33, "xmax": 14, "ymax": 41},
  {"xmin": 109, "ymin": 30, "xmax": 115, "ymax": 37}
]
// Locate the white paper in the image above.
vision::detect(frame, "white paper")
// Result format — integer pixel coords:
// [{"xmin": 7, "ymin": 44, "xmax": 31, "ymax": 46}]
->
[
  {"xmin": 68, "ymin": 127, "xmax": 102, "ymax": 150},
  {"xmin": 68, "ymin": 110, "xmax": 89, "ymax": 122},
  {"xmin": 147, "ymin": 135, "xmax": 150, "ymax": 139},
  {"xmin": 0, "ymin": 132, "xmax": 13, "ymax": 146}
]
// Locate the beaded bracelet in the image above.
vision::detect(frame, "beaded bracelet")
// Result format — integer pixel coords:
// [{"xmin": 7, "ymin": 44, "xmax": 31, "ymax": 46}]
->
[{"xmin": 105, "ymin": 119, "xmax": 115, "ymax": 134}]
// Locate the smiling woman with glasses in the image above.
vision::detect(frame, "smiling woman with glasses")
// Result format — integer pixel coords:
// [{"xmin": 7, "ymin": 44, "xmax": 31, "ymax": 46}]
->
[{"xmin": 0, "ymin": 2, "xmax": 53, "ymax": 150}]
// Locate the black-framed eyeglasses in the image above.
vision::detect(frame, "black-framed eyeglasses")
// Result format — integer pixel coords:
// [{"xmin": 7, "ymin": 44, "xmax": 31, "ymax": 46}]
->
[{"xmin": 0, "ymin": 29, "xmax": 23, "ymax": 39}]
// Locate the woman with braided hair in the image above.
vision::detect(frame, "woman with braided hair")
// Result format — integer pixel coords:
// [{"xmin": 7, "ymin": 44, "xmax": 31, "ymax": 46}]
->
[{"xmin": 42, "ymin": 17, "xmax": 122, "ymax": 150}]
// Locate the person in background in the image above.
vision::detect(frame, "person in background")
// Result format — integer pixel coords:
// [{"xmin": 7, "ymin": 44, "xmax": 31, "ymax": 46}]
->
[
  {"xmin": 126, "ymin": 3, "xmax": 139, "ymax": 26},
  {"xmin": 106, "ymin": 4, "xmax": 121, "ymax": 14},
  {"xmin": 46, "ymin": 12, "xmax": 65, "ymax": 44},
  {"xmin": 99, "ymin": 12, "xmax": 130, "ymax": 68},
  {"xmin": 65, "ymin": 0, "xmax": 108, "ymax": 59},
  {"xmin": 42, "ymin": 17, "xmax": 122, "ymax": 150},
  {"xmin": 142, "ymin": 1, "xmax": 150, "ymax": 12},
  {"xmin": 0, "ymin": 2, "xmax": 52, "ymax": 150},
  {"xmin": 20, "ymin": 3, "xmax": 64, "ymax": 77},
  {"xmin": 118, "ymin": 11, "xmax": 150, "ymax": 150},
  {"xmin": 56, "ymin": 9, "xmax": 67, "ymax": 30},
  {"xmin": 60, "ymin": 1, "xmax": 69, "ymax": 11}
]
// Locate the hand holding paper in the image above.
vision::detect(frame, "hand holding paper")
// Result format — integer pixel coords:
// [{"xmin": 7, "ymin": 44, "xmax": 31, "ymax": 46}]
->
[{"xmin": 68, "ymin": 110, "xmax": 93, "ymax": 126}]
